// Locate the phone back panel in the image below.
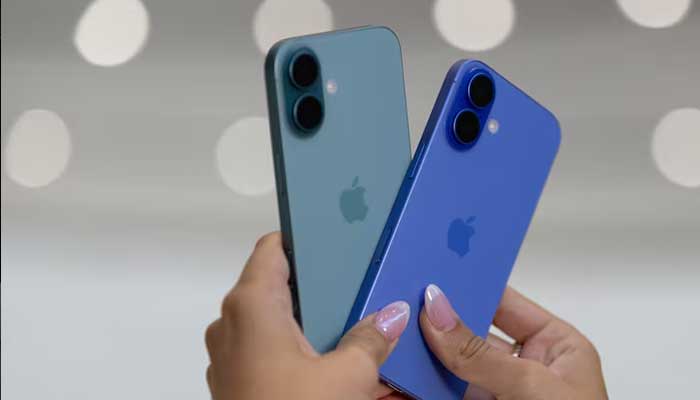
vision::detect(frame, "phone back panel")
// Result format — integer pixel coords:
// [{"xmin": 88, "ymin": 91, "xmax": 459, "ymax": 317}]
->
[
  {"xmin": 346, "ymin": 60, "xmax": 560, "ymax": 399},
  {"xmin": 265, "ymin": 27, "xmax": 410, "ymax": 353}
]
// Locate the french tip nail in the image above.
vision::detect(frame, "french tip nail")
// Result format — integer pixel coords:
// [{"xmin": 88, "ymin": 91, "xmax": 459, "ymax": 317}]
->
[
  {"xmin": 424, "ymin": 283, "xmax": 457, "ymax": 331},
  {"xmin": 374, "ymin": 301, "xmax": 411, "ymax": 341},
  {"xmin": 425, "ymin": 283, "xmax": 444, "ymax": 305}
]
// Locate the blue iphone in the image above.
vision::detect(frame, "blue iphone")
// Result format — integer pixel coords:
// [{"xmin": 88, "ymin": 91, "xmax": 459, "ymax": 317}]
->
[
  {"xmin": 264, "ymin": 26, "xmax": 410, "ymax": 353},
  {"xmin": 346, "ymin": 60, "xmax": 561, "ymax": 399}
]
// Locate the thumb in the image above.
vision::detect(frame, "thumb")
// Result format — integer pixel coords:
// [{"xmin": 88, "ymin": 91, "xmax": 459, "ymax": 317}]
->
[
  {"xmin": 419, "ymin": 284, "xmax": 553, "ymax": 398},
  {"xmin": 325, "ymin": 301, "xmax": 410, "ymax": 387}
]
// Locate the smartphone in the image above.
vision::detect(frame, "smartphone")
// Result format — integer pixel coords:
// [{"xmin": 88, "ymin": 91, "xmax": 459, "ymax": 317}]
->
[
  {"xmin": 264, "ymin": 26, "xmax": 410, "ymax": 353},
  {"xmin": 346, "ymin": 60, "xmax": 561, "ymax": 399}
]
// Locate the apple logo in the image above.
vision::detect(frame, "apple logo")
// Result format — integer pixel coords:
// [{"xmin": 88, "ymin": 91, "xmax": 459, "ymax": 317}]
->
[
  {"xmin": 448, "ymin": 216, "xmax": 476, "ymax": 257},
  {"xmin": 339, "ymin": 176, "xmax": 369, "ymax": 223}
]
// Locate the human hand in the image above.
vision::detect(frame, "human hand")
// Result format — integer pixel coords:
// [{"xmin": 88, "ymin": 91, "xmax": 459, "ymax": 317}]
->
[
  {"xmin": 420, "ymin": 284, "xmax": 608, "ymax": 400},
  {"xmin": 205, "ymin": 232, "xmax": 410, "ymax": 400}
]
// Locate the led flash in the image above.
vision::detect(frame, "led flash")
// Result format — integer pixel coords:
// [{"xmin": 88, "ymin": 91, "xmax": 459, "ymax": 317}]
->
[
  {"xmin": 326, "ymin": 79, "xmax": 338, "ymax": 95},
  {"xmin": 487, "ymin": 118, "xmax": 499, "ymax": 134}
]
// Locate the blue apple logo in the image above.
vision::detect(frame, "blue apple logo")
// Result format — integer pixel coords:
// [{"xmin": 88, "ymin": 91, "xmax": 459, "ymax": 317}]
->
[
  {"xmin": 448, "ymin": 216, "xmax": 476, "ymax": 257},
  {"xmin": 339, "ymin": 176, "xmax": 369, "ymax": 223}
]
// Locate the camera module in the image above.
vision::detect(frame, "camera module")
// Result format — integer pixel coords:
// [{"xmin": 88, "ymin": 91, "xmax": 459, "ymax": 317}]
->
[
  {"xmin": 289, "ymin": 51, "xmax": 319, "ymax": 88},
  {"xmin": 293, "ymin": 95, "xmax": 324, "ymax": 132},
  {"xmin": 453, "ymin": 109, "xmax": 481, "ymax": 145},
  {"xmin": 468, "ymin": 73, "xmax": 495, "ymax": 108}
]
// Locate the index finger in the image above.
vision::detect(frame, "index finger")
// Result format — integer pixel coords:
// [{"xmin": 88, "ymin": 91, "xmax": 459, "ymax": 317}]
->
[
  {"xmin": 218, "ymin": 232, "xmax": 299, "ymax": 351},
  {"xmin": 236, "ymin": 232, "xmax": 290, "ymax": 291},
  {"xmin": 493, "ymin": 286, "xmax": 555, "ymax": 342}
]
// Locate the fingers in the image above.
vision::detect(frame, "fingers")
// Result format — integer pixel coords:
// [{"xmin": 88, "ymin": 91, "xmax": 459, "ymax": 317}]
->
[
  {"xmin": 205, "ymin": 318, "xmax": 223, "ymax": 361},
  {"xmin": 493, "ymin": 286, "xmax": 555, "ymax": 343},
  {"xmin": 327, "ymin": 301, "xmax": 410, "ymax": 386},
  {"xmin": 222, "ymin": 231, "xmax": 293, "ymax": 318},
  {"xmin": 463, "ymin": 384, "xmax": 494, "ymax": 400},
  {"xmin": 420, "ymin": 284, "xmax": 555, "ymax": 398},
  {"xmin": 236, "ymin": 232, "xmax": 289, "ymax": 292},
  {"xmin": 205, "ymin": 365, "xmax": 215, "ymax": 395},
  {"xmin": 215, "ymin": 232, "xmax": 300, "ymax": 353},
  {"xmin": 375, "ymin": 383, "xmax": 398, "ymax": 399},
  {"xmin": 221, "ymin": 232, "xmax": 293, "ymax": 321},
  {"xmin": 462, "ymin": 334, "xmax": 512, "ymax": 400},
  {"xmin": 485, "ymin": 333, "xmax": 512, "ymax": 353}
]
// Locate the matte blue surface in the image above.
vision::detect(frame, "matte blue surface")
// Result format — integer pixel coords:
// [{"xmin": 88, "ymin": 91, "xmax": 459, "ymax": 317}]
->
[
  {"xmin": 346, "ymin": 60, "xmax": 561, "ymax": 399},
  {"xmin": 265, "ymin": 26, "xmax": 410, "ymax": 353}
]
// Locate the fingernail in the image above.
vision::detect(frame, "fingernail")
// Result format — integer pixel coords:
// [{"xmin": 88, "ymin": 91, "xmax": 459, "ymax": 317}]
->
[
  {"xmin": 374, "ymin": 301, "xmax": 411, "ymax": 341},
  {"xmin": 425, "ymin": 284, "xmax": 457, "ymax": 331}
]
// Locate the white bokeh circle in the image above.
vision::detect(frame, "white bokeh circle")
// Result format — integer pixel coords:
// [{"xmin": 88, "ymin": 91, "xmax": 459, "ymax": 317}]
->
[
  {"xmin": 652, "ymin": 108, "xmax": 700, "ymax": 188},
  {"xmin": 433, "ymin": 0, "xmax": 515, "ymax": 52},
  {"xmin": 216, "ymin": 117, "xmax": 275, "ymax": 196},
  {"xmin": 74, "ymin": 0, "xmax": 150, "ymax": 66},
  {"xmin": 616, "ymin": 0, "xmax": 692, "ymax": 29},
  {"xmin": 253, "ymin": 0, "xmax": 334, "ymax": 54},
  {"xmin": 5, "ymin": 109, "xmax": 72, "ymax": 188}
]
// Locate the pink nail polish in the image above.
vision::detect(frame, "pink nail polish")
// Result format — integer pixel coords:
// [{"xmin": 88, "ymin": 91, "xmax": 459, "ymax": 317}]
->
[
  {"xmin": 425, "ymin": 284, "xmax": 457, "ymax": 331},
  {"xmin": 374, "ymin": 301, "xmax": 410, "ymax": 341}
]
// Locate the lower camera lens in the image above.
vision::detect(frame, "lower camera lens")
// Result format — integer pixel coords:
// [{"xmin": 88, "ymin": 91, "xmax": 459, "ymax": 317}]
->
[
  {"xmin": 293, "ymin": 95, "xmax": 323, "ymax": 132},
  {"xmin": 453, "ymin": 109, "xmax": 481, "ymax": 145},
  {"xmin": 468, "ymin": 73, "xmax": 495, "ymax": 108},
  {"xmin": 290, "ymin": 52, "xmax": 319, "ymax": 88}
]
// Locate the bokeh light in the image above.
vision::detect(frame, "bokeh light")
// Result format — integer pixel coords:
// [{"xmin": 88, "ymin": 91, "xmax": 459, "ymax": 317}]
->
[
  {"xmin": 616, "ymin": 0, "xmax": 692, "ymax": 28},
  {"xmin": 5, "ymin": 109, "xmax": 72, "ymax": 188},
  {"xmin": 652, "ymin": 107, "xmax": 700, "ymax": 188},
  {"xmin": 74, "ymin": 0, "xmax": 149, "ymax": 66},
  {"xmin": 253, "ymin": 0, "xmax": 334, "ymax": 54},
  {"xmin": 433, "ymin": 0, "xmax": 515, "ymax": 52},
  {"xmin": 215, "ymin": 117, "xmax": 275, "ymax": 196}
]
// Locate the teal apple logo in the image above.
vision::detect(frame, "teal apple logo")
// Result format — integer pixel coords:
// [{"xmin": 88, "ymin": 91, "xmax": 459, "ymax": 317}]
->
[
  {"xmin": 448, "ymin": 216, "xmax": 476, "ymax": 257},
  {"xmin": 339, "ymin": 176, "xmax": 368, "ymax": 223}
]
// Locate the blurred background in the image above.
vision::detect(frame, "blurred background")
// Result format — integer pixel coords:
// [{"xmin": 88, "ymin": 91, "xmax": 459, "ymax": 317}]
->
[{"xmin": 2, "ymin": 0, "xmax": 698, "ymax": 398}]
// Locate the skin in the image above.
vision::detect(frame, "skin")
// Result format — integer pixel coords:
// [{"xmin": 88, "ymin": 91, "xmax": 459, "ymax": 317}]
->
[
  {"xmin": 421, "ymin": 285, "xmax": 609, "ymax": 400},
  {"xmin": 205, "ymin": 232, "xmax": 608, "ymax": 400}
]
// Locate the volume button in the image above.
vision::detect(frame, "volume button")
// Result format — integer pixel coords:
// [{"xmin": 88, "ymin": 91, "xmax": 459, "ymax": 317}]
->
[
  {"xmin": 284, "ymin": 247, "xmax": 302, "ymax": 325},
  {"xmin": 385, "ymin": 381, "xmax": 405, "ymax": 395},
  {"xmin": 408, "ymin": 141, "xmax": 426, "ymax": 179},
  {"xmin": 374, "ymin": 228, "xmax": 391, "ymax": 264},
  {"xmin": 274, "ymin": 151, "xmax": 286, "ymax": 197}
]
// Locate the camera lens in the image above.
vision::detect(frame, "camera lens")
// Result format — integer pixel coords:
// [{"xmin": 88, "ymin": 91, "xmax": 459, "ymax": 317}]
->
[
  {"xmin": 289, "ymin": 52, "xmax": 319, "ymax": 88},
  {"xmin": 293, "ymin": 95, "xmax": 323, "ymax": 132},
  {"xmin": 453, "ymin": 109, "xmax": 481, "ymax": 145},
  {"xmin": 468, "ymin": 73, "xmax": 495, "ymax": 108}
]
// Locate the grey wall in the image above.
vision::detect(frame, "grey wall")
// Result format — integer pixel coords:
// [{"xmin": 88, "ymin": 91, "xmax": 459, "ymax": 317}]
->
[{"xmin": 2, "ymin": 0, "xmax": 699, "ymax": 398}]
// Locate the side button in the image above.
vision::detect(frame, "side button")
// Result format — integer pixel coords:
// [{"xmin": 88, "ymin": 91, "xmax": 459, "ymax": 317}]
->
[
  {"xmin": 374, "ymin": 228, "xmax": 391, "ymax": 264},
  {"xmin": 408, "ymin": 141, "xmax": 427, "ymax": 179},
  {"xmin": 384, "ymin": 381, "xmax": 405, "ymax": 394},
  {"xmin": 284, "ymin": 247, "xmax": 302, "ymax": 327},
  {"xmin": 274, "ymin": 152, "xmax": 286, "ymax": 197}
]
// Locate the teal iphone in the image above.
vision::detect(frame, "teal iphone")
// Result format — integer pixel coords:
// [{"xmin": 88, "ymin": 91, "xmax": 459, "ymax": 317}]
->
[{"xmin": 264, "ymin": 26, "xmax": 411, "ymax": 353}]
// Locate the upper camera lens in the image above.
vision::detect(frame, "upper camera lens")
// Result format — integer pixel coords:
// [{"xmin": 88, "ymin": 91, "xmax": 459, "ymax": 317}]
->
[
  {"xmin": 290, "ymin": 52, "xmax": 319, "ymax": 88},
  {"xmin": 468, "ymin": 73, "xmax": 495, "ymax": 108},
  {"xmin": 293, "ymin": 95, "xmax": 324, "ymax": 132},
  {"xmin": 453, "ymin": 109, "xmax": 481, "ymax": 145}
]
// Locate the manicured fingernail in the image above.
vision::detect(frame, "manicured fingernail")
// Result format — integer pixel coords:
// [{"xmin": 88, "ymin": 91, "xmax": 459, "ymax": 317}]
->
[
  {"xmin": 425, "ymin": 284, "xmax": 457, "ymax": 331},
  {"xmin": 374, "ymin": 301, "xmax": 410, "ymax": 341}
]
